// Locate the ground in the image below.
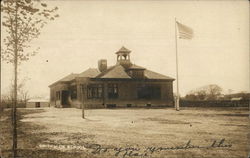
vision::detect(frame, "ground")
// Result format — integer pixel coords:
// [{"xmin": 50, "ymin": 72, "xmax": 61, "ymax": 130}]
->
[{"xmin": 0, "ymin": 107, "xmax": 249, "ymax": 158}]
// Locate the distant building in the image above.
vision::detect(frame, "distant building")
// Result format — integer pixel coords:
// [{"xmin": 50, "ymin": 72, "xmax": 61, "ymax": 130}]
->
[
  {"xmin": 224, "ymin": 92, "xmax": 250, "ymax": 100},
  {"xmin": 26, "ymin": 99, "xmax": 50, "ymax": 108},
  {"xmin": 230, "ymin": 97, "xmax": 242, "ymax": 101},
  {"xmin": 49, "ymin": 47, "xmax": 175, "ymax": 108}
]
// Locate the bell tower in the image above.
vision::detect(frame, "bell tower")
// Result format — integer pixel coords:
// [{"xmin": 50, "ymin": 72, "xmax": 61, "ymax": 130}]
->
[{"xmin": 116, "ymin": 46, "xmax": 132, "ymax": 68}]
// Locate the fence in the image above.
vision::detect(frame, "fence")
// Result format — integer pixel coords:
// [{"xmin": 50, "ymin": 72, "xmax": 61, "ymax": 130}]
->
[{"xmin": 180, "ymin": 99, "xmax": 250, "ymax": 107}]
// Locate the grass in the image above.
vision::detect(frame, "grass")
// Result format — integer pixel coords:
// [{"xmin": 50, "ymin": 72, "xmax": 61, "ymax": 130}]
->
[{"xmin": 0, "ymin": 107, "xmax": 249, "ymax": 158}]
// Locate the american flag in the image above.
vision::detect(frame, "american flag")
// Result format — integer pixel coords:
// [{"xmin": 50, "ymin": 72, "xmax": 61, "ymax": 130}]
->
[{"xmin": 176, "ymin": 22, "xmax": 193, "ymax": 39}]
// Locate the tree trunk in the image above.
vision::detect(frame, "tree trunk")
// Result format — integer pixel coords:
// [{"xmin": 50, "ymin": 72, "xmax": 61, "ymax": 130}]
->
[
  {"xmin": 82, "ymin": 104, "xmax": 85, "ymax": 119},
  {"xmin": 0, "ymin": 0, "xmax": 2, "ymax": 114},
  {"xmin": 0, "ymin": 62, "xmax": 1, "ymax": 112},
  {"xmin": 12, "ymin": 0, "xmax": 18, "ymax": 157}
]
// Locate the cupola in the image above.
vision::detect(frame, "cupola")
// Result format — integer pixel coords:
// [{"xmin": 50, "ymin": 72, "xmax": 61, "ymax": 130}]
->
[{"xmin": 116, "ymin": 46, "xmax": 132, "ymax": 68}]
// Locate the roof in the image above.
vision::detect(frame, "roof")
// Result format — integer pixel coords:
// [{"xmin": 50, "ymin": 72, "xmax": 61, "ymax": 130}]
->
[
  {"xmin": 127, "ymin": 64, "xmax": 146, "ymax": 70},
  {"xmin": 78, "ymin": 68, "xmax": 100, "ymax": 77},
  {"xmin": 59, "ymin": 73, "xmax": 78, "ymax": 82},
  {"xmin": 49, "ymin": 69, "xmax": 99, "ymax": 87},
  {"xmin": 49, "ymin": 73, "xmax": 78, "ymax": 87},
  {"xmin": 49, "ymin": 46, "xmax": 174, "ymax": 86},
  {"xmin": 95, "ymin": 64, "xmax": 174, "ymax": 80},
  {"xmin": 144, "ymin": 70, "xmax": 174, "ymax": 80},
  {"xmin": 28, "ymin": 99, "xmax": 49, "ymax": 102},
  {"xmin": 50, "ymin": 64, "xmax": 174, "ymax": 87},
  {"xmin": 98, "ymin": 65, "xmax": 131, "ymax": 79},
  {"xmin": 116, "ymin": 46, "xmax": 131, "ymax": 54},
  {"xmin": 231, "ymin": 97, "xmax": 242, "ymax": 101}
]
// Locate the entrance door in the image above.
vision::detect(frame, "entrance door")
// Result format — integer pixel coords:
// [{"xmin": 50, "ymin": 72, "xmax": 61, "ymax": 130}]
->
[{"xmin": 61, "ymin": 90, "xmax": 70, "ymax": 107}]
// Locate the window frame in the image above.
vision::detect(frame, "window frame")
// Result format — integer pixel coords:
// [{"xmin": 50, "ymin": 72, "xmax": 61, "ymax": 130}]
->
[
  {"xmin": 87, "ymin": 84, "xmax": 103, "ymax": 99},
  {"xmin": 137, "ymin": 84, "xmax": 161, "ymax": 100},
  {"xmin": 69, "ymin": 85, "xmax": 77, "ymax": 100},
  {"xmin": 108, "ymin": 83, "xmax": 119, "ymax": 99}
]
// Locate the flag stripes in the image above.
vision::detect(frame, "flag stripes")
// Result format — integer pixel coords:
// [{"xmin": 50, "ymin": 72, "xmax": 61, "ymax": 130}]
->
[{"xmin": 176, "ymin": 22, "xmax": 193, "ymax": 39}]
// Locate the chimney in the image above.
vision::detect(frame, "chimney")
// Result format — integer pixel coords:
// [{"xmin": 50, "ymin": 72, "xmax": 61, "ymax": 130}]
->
[{"xmin": 98, "ymin": 59, "xmax": 107, "ymax": 72}]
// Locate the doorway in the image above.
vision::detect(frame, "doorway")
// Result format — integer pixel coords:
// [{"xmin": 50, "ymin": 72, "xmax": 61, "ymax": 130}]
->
[{"xmin": 61, "ymin": 90, "xmax": 70, "ymax": 107}]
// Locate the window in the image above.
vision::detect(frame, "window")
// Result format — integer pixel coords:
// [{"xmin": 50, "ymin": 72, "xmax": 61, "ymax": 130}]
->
[
  {"xmin": 151, "ymin": 86, "xmax": 161, "ymax": 99},
  {"xmin": 127, "ymin": 104, "xmax": 132, "ymax": 107},
  {"xmin": 108, "ymin": 84, "xmax": 118, "ymax": 99},
  {"xmin": 128, "ymin": 70, "xmax": 144, "ymax": 79},
  {"xmin": 133, "ymin": 70, "xmax": 144, "ymax": 78},
  {"xmin": 87, "ymin": 84, "xmax": 103, "ymax": 99},
  {"xmin": 107, "ymin": 104, "xmax": 116, "ymax": 108},
  {"xmin": 70, "ymin": 86, "xmax": 77, "ymax": 100},
  {"xmin": 137, "ymin": 85, "xmax": 161, "ymax": 99},
  {"xmin": 80, "ymin": 84, "xmax": 85, "ymax": 96},
  {"xmin": 35, "ymin": 102, "xmax": 40, "ymax": 108}
]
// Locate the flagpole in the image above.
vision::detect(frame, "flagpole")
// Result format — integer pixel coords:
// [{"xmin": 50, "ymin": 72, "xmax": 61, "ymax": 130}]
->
[{"xmin": 175, "ymin": 18, "xmax": 180, "ymax": 111}]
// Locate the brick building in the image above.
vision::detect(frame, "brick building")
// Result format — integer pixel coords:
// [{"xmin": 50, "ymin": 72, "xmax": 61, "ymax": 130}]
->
[{"xmin": 49, "ymin": 47, "xmax": 175, "ymax": 108}]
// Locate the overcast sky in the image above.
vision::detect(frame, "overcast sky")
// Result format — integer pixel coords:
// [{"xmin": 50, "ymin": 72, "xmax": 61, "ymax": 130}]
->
[{"xmin": 1, "ymin": 0, "xmax": 249, "ymax": 98}]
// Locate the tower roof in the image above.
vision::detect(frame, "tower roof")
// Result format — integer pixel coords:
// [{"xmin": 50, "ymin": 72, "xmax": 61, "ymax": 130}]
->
[{"xmin": 116, "ymin": 46, "xmax": 131, "ymax": 54}]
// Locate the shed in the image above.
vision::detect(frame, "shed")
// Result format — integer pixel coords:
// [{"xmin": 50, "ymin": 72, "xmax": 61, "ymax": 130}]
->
[
  {"xmin": 231, "ymin": 97, "xmax": 242, "ymax": 101},
  {"xmin": 26, "ymin": 99, "xmax": 50, "ymax": 108}
]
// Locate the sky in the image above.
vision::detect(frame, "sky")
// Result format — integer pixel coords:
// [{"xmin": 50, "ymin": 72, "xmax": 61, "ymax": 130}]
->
[{"xmin": 1, "ymin": 0, "xmax": 249, "ymax": 99}]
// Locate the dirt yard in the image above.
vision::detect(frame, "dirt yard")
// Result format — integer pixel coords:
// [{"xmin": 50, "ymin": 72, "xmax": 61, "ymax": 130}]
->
[{"xmin": 0, "ymin": 107, "xmax": 249, "ymax": 158}]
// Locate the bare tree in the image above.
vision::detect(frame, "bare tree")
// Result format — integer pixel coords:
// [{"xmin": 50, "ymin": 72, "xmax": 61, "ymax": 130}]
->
[
  {"xmin": 185, "ymin": 89, "xmax": 206, "ymax": 101},
  {"xmin": 205, "ymin": 84, "xmax": 223, "ymax": 100},
  {"xmin": 196, "ymin": 89, "xmax": 206, "ymax": 100},
  {"xmin": 185, "ymin": 84, "xmax": 223, "ymax": 101},
  {"xmin": 7, "ymin": 77, "xmax": 30, "ymax": 104},
  {"xmin": 1, "ymin": 0, "xmax": 59, "ymax": 157},
  {"xmin": 19, "ymin": 88, "xmax": 29, "ymax": 105}
]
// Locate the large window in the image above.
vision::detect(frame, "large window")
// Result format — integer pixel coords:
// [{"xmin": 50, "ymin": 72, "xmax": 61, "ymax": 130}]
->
[
  {"xmin": 87, "ymin": 84, "xmax": 103, "ymax": 99},
  {"xmin": 108, "ymin": 83, "xmax": 118, "ymax": 99},
  {"xmin": 70, "ymin": 86, "xmax": 77, "ymax": 100},
  {"xmin": 137, "ymin": 85, "xmax": 161, "ymax": 99}
]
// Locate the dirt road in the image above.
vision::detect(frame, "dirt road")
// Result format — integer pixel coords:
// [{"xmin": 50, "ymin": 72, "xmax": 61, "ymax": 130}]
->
[{"xmin": 1, "ymin": 107, "xmax": 249, "ymax": 158}]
